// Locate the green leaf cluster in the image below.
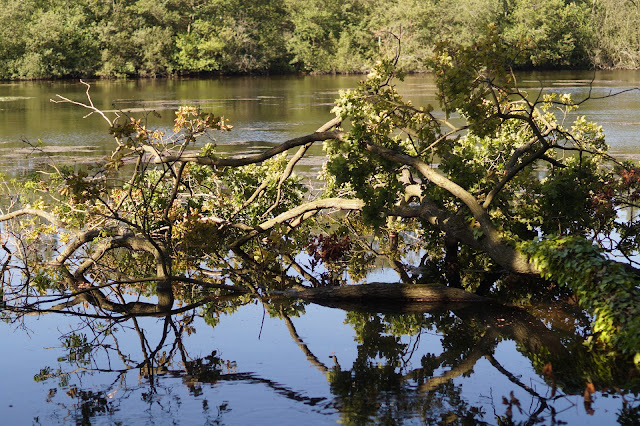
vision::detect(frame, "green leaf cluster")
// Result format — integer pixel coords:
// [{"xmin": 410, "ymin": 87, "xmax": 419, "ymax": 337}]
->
[{"xmin": 522, "ymin": 236, "xmax": 640, "ymax": 362}]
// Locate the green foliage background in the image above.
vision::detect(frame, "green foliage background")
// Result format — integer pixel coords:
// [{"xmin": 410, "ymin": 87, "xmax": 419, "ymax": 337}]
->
[{"xmin": 1, "ymin": 0, "xmax": 639, "ymax": 79}]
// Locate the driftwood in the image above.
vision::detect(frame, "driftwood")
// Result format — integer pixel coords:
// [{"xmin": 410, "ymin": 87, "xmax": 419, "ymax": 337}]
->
[{"xmin": 283, "ymin": 282, "xmax": 487, "ymax": 311}]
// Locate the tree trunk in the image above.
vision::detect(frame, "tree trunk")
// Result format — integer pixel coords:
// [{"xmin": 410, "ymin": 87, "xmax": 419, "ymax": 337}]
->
[
  {"xmin": 444, "ymin": 236, "xmax": 462, "ymax": 288},
  {"xmin": 283, "ymin": 282, "xmax": 487, "ymax": 309}
]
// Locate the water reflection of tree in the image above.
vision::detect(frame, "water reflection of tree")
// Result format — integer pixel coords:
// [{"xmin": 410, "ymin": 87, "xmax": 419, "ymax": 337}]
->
[
  {"xmin": 3, "ymin": 278, "xmax": 640, "ymax": 424},
  {"xmin": 1, "ymin": 235, "xmax": 639, "ymax": 425},
  {"xmin": 30, "ymin": 311, "xmax": 233, "ymax": 424},
  {"xmin": 9, "ymin": 289, "xmax": 332, "ymax": 424},
  {"xmin": 275, "ymin": 301, "xmax": 640, "ymax": 425}
]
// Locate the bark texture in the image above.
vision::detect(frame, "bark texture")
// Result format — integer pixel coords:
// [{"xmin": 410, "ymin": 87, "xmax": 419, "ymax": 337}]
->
[{"xmin": 284, "ymin": 282, "xmax": 487, "ymax": 304}]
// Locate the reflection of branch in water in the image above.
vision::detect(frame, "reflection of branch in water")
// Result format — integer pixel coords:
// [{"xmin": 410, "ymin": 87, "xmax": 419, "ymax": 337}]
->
[
  {"xmin": 485, "ymin": 353, "xmax": 550, "ymax": 402},
  {"xmin": 134, "ymin": 315, "xmax": 173, "ymax": 377},
  {"xmin": 217, "ymin": 372, "xmax": 330, "ymax": 407},
  {"xmin": 280, "ymin": 302, "xmax": 572, "ymax": 414},
  {"xmin": 111, "ymin": 330, "xmax": 136, "ymax": 369},
  {"xmin": 170, "ymin": 316, "xmax": 193, "ymax": 376},
  {"xmin": 228, "ymin": 251, "xmax": 333, "ymax": 374},
  {"xmin": 452, "ymin": 305, "xmax": 569, "ymax": 358},
  {"xmin": 7, "ymin": 291, "xmax": 245, "ymax": 322},
  {"xmin": 417, "ymin": 329, "xmax": 499, "ymax": 393},
  {"xmin": 401, "ymin": 332, "xmax": 422, "ymax": 366},
  {"xmin": 280, "ymin": 312, "xmax": 329, "ymax": 374},
  {"xmin": 488, "ymin": 386, "xmax": 556, "ymax": 426},
  {"xmin": 280, "ymin": 253, "xmax": 320, "ymax": 288}
]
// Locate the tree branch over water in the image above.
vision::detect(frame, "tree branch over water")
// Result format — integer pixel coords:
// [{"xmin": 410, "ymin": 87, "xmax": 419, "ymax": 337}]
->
[{"xmin": 2, "ymin": 36, "xmax": 640, "ymax": 365}]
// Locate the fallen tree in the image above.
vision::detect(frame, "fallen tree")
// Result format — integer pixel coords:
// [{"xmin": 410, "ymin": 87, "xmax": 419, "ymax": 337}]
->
[
  {"xmin": 283, "ymin": 282, "xmax": 487, "ymax": 304},
  {"xmin": 1, "ymin": 34, "xmax": 639, "ymax": 362}
]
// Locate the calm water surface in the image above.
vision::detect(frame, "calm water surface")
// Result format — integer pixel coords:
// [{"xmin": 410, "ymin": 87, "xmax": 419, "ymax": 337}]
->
[
  {"xmin": 1, "ymin": 72, "xmax": 640, "ymax": 425},
  {"xmin": 2, "ymin": 70, "xmax": 640, "ymax": 173}
]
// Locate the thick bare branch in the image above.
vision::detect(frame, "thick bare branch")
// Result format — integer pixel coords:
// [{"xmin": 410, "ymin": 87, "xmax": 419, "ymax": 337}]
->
[
  {"xmin": 364, "ymin": 142, "xmax": 490, "ymax": 228},
  {"xmin": 231, "ymin": 198, "xmax": 364, "ymax": 247},
  {"xmin": 391, "ymin": 200, "xmax": 538, "ymax": 274},
  {"xmin": 52, "ymin": 228, "xmax": 103, "ymax": 266},
  {"xmin": 285, "ymin": 282, "xmax": 487, "ymax": 303},
  {"xmin": 163, "ymin": 161, "xmax": 187, "ymax": 223},
  {"xmin": 72, "ymin": 234, "xmax": 167, "ymax": 281},
  {"xmin": 148, "ymin": 130, "xmax": 345, "ymax": 167},
  {"xmin": 365, "ymin": 142, "xmax": 538, "ymax": 272},
  {"xmin": 0, "ymin": 208, "xmax": 67, "ymax": 229}
]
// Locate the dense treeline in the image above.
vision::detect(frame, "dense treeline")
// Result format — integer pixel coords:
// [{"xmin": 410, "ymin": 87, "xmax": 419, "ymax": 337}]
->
[{"xmin": 0, "ymin": 0, "xmax": 639, "ymax": 79}]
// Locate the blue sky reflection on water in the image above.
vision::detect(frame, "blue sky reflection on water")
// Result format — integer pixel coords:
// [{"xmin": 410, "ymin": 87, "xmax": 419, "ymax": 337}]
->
[{"xmin": 2, "ymin": 300, "xmax": 635, "ymax": 425}]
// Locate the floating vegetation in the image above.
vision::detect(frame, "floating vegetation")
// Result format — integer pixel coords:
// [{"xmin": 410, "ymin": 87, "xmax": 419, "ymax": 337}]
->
[{"xmin": 0, "ymin": 96, "xmax": 32, "ymax": 102}]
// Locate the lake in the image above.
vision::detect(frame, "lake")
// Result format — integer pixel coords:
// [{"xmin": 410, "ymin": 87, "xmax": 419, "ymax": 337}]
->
[{"xmin": 1, "ymin": 72, "xmax": 640, "ymax": 425}]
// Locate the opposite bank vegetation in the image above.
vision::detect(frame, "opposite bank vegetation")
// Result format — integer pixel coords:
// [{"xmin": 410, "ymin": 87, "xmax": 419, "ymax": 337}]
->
[{"xmin": 2, "ymin": 0, "xmax": 640, "ymax": 80}]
